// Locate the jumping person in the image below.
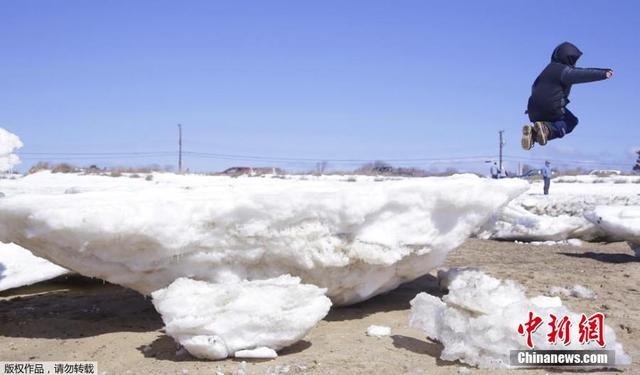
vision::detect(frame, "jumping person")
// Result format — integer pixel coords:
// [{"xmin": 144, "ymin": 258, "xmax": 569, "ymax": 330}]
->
[{"xmin": 521, "ymin": 42, "xmax": 613, "ymax": 150}]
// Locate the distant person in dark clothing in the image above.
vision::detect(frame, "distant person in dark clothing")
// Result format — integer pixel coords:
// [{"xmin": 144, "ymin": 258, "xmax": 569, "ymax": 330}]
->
[
  {"xmin": 490, "ymin": 162, "xmax": 499, "ymax": 179},
  {"xmin": 542, "ymin": 161, "xmax": 552, "ymax": 195},
  {"xmin": 521, "ymin": 42, "xmax": 613, "ymax": 150}
]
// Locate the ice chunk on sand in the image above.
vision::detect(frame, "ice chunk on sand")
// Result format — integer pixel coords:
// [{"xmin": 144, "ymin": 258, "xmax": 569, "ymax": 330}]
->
[
  {"xmin": 0, "ymin": 242, "xmax": 69, "ymax": 292},
  {"xmin": 409, "ymin": 269, "xmax": 630, "ymax": 368},
  {"xmin": 366, "ymin": 325, "xmax": 391, "ymax": 337},
  {"xmin": 480, "ymin": 204, "xmax": 597, "ymax": 242},
  {"xmin": 514, "ymin": 239, "xmax": 583, "ymax": 246},
  {"xmin": 234, "ymin": 347, "xmax": 278, "ymax": 359},
  {"xmin": 0, "ymin": 174, "xmax": 527, "ymax": 305},
  {"xmin": 0, "ymin": 128, "xmax": 22, "ymax": 172},
  {"xmin": 566, "ymin": 238, "xmax": 583, "ymax": 247},
  {"xmin": 549, "ymin": 285, "xmax": 597, "ymax": 299},
  {"xmin": 151, "ymin": 275, "xmax": 331, "ymax": 360},
  {"xmin": 586, "ymin": 206, "xmax": 640, "ymax": 256}
]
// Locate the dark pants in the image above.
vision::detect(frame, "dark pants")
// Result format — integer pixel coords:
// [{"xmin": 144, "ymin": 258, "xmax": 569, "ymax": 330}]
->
[
  {"xmin": 543, "ymin": 177, "xmax": 550, "ymax": 195},
  {"xmin": 547, "ymin": 109, "xmax": 579, "ymax": 140}
]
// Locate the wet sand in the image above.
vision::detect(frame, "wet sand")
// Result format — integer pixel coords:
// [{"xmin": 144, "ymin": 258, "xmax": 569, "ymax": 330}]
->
[{"xmin": 1, "ymin": 239, "xmax": 638, "ymax": 374}]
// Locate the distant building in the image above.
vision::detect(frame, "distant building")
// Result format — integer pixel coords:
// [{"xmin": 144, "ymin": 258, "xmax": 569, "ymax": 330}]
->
[
  {"xmin": 221, "ymin": 167, "xmax": 253, "ymax": 175},
  {"xmin": 588, "ymin": 169, "xmax": 621, "ymax": 176},
  {"xmin": 220, "ymin": 167, "xmax": 284, "ymax": 176},
  {"xmin": 634, "ymin": 150, "xmax": 640, "ymax": 173}
]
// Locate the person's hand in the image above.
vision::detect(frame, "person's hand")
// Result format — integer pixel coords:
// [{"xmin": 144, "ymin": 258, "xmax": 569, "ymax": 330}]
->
[{"xmin": 606, "ymin": 70, "xmax": 614, "ymax": 79}]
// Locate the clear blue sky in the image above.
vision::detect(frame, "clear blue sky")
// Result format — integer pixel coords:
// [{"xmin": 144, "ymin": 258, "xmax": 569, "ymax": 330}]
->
[{"xmin": 1, "ymin": 0, "xmax": 638, "ymax": 173}]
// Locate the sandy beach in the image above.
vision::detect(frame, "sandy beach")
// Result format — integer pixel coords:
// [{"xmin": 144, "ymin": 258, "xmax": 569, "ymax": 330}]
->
[{"xmin": 1, "ymin": 239, "xmax": 638, "ymax": 374}]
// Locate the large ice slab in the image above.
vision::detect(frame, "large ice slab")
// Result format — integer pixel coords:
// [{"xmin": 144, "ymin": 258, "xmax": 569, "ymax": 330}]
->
[
  {"xmin": 586, "ymin": 206, "xmax": 640, "ymax": 256},
  {"xmin": 0, "ymin": 242, "xmax": 70, "ymax": 292},
  {"xmin": 409, "ymin": 269, "xmax": 631, "ymax": 368},
  {"xmin": 151, "ymin": 275, "xmax": 331, "ymax": 360},
  {"xmin": 0, "ymin": 173, "xmax": 526, "ymax": 305},
  {"xmin": 481, "ymin": 178, "xmax": 640, "ymax": 242},
  {"xmin": 0, "ymin": 128, "xmax": 22, "ymax": 172},
  {"xmin": 481, "ymin": 204, "xmax": 595, "ymax": 241}
]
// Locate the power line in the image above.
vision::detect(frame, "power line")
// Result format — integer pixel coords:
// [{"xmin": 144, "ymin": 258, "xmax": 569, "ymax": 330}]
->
[
  {"xmin": 182, "ymin": 151, "xmax": 495, "ymax": 163},
  {"xmin": 17, "ymin": 151, "xmax": 495, "ymax": 164},
  {"xmin": 18, "ymin": 149, "xmax": 494, "ymax": 162},
  {"xmin": 19, "ymin": 155, "xmax": 175, "ymax": 161},
  {"xmin": 19, "ymin": 151, "xmax": 174, "ymax": 156},
  {"xmin": 503, "ymin": 155, "xmax": 630, "ymax": 167},
  {"xmin": 15, "ymin": 149, "xmax": 633, "ymax": 169}
]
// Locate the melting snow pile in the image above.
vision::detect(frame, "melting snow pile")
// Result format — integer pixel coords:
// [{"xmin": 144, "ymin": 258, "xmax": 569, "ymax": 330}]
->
[
  {"xmin": 0, "ymin": 242, "xmax": 69, "ymax": 292},
  {"xmin": 586, "ymin": 206, "xmax": 640, "ymax": 256},
  {"xmin": 0, "ymin": 173, "xmax": 526, "ymax": 305},
  {"xmin": 481, "ymin": 179, "xmax": 640, "ymax": 242},
  {"xmin": 0, "ymin": 128, "xmax": 22, "ymax": 172},
  {"xmin": 151, "ymin": 275, "xmax": 330, "ymax": 360},
  {"xmin": 409, "ymin": 269, "xmax": 630, "ymax": 368}
]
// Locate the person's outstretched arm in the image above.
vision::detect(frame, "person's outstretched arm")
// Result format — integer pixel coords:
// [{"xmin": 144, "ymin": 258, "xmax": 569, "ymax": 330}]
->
[{"xmin": 561, "ymin": 67, "xmax": 613, "ymax": 85}]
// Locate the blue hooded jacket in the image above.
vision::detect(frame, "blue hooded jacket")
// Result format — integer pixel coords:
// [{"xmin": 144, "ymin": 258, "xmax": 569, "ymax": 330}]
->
[{"xmin": 527, "ymin": 42, "xmax": 610, "ymax": 122}]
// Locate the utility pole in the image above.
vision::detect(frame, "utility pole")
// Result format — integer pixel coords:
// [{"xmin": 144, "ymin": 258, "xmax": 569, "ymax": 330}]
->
[
  {"xmin": 178, "ymin": 124, "xmax": 183, "ymax": 174},
  {"xmin": 498, "ymin": 130, "xmax": 505, "ymax": 174}
]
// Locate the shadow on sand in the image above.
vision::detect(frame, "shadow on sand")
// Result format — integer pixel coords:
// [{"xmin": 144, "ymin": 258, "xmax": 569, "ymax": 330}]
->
[
  {"xmin": 1, "ymin": 273, "xmax": 444, "ymax": 336},
  {"xmin": 559, "ymin": 251, "xmax": 640, "ymax": 264},
  {"xmin": 1, "ymin": 272, "xmax": 449, "ymax": 364},
  {"xmin": 0, "ymin": 275, "xmax": 162, "ymax": 339},
  {"xmin": 138, "ymin": 335, "xmax": 312, "ymax": 363},
  {"xmin": 391, "ymin": 335, "xmax": 466, "ymax": 368},
  {"xmin": 325, "ymin": 273, "xmax": 442, "ymax": 322}
]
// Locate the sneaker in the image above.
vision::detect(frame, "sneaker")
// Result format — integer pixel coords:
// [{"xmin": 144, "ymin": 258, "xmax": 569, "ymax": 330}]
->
[
  {"xmin": 521, "ymin": 124, "xmax": 534, "ymax": 150},
  {"xmin": 534, "ymin": 121, "xmax": 550, "ymax": 146}
]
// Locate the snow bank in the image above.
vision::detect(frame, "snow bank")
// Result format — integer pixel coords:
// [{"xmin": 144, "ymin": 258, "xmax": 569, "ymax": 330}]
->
[
  {"xmin": 0, "ymin": 128, "xmax": 22, "ymax": 172},
  {"xmin": 0, "ymin": 173, "xmax": 526, "ymax": 305},
  {"xmin": 366, "ymin": 325, "xmax": 391, "ymax": 337},
  {"xmin": 586, "ymin": 206, "xmax": 640, "ymax": 256},
  {"xmin": 409, "ymin": 269, "xmax": 630, "ymax": 368},
  {"xmin": 0, "ymin": 242, "xmax": 69, "ymax": 292},
  {"xmin": 151, "ymin": 275, "xmax": 331, "ymax": 360},
  {"xmin": 481, "ymin": 179, "xmax": 640, "ymax": 242},
  {"xmin": 553, "ymin": 175, "xmax": 640, "ymax": 184},
  {"xmin": 0, "ymin": 171, "xmax": 157, "ymax": 197}
]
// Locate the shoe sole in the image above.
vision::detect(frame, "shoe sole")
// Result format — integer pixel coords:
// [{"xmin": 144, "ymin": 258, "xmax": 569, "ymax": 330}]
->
[
  {"xmin": 534, "ymin": 122, "xmax": 548, "ymax": 145},
  {"xmin": 521, "ymin": 125, "xmax": 534, "ymax": 150}
]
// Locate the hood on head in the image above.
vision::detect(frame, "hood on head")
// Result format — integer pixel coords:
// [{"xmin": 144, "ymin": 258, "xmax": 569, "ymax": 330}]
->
[{"xmin": 551, "ymin": 42, "xmax": 582, "ymax": 66}]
